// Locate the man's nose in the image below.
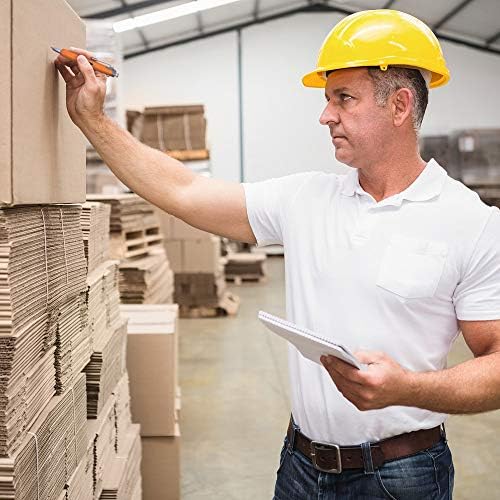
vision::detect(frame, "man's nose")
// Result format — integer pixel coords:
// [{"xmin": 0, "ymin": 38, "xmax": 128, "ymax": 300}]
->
[{"xmin": 319, "ymin": 102, "xmax": 339, "ymax": 126}]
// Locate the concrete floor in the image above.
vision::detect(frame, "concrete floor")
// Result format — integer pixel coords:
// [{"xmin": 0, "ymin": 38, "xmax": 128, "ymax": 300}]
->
[{"xmin": 179, "ymin": 257, "xmax": 500, "ymax": 499}]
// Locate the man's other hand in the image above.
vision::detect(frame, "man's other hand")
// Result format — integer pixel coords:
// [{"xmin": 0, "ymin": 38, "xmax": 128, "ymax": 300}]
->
[
  {"xmin": 320, "ymin": 351, "xmax": 412, "ymax": 411},
  {"xmin": 55, "ymin": 47, "xmax": 107, "ymax": 127}
]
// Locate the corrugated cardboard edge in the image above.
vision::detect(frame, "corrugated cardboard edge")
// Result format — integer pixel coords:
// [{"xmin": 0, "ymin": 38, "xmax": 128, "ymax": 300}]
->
[{"xmin": 0, "ymin": 0, "xmax": 12, "ymax": 204}]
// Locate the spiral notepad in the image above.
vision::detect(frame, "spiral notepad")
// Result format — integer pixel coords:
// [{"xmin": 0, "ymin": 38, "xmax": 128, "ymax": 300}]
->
[{"xmin": 258, "ymin": 311, "xmax": 361, "ymax": 369}]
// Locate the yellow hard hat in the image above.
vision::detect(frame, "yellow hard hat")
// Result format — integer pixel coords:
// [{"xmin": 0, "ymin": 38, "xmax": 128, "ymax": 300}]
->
[{"xmin": 302, "ymin": 9, "xmax": 450, "ymax": 89}]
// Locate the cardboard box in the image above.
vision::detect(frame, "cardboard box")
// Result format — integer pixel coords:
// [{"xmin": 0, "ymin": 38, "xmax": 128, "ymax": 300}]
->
[
  {"xmin": 171, "ymin": 215, "xmax": 212, "ymax": 240},
  {"xmin": 0, "ymin": 0, "xmax": 86, "ymax": 205},
  {"xmin": 141, "ymin": 426, "xmax": 181, "ymax": 500},
  {"xmin": 183, "ymin": 236, "xmax": 221, "ymax": 273},
  {"xmin": 155, "ymin": 209, "xmax": 212, "ymax": 241},
  {"xmin": 164, "ymin": 240, "xmax": 183, "ymax": 273},
  {"xmin": 123, "ymin": 304, "xmax": 179, "ymax": 436},
  {"xmin": 140, "ymin": 105, "xmax": 206, "ymax": 151}
]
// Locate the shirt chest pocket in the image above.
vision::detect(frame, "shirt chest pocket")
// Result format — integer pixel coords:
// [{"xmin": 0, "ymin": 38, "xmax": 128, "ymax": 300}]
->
[{"xmin": 376, "ymin": 236, "xmax": 448, "ymax": 299}]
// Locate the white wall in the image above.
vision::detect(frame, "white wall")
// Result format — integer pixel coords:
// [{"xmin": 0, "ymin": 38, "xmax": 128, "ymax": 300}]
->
[
  {"xmin": 124, "ymin": 12, "xmax": 500, "ymax": 183},
  {"xmin": 124, "ymin": 32, "xmax": 240, "ymax": 182}
]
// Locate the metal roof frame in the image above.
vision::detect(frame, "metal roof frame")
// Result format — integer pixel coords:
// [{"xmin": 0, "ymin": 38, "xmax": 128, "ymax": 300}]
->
[
  {"xmin": 120, "ymin": 1, "xmax": 500, "ymax": 59},
  {"xmin": 432, "ymin": 0, "xmax": 475, "ymax": 30}
]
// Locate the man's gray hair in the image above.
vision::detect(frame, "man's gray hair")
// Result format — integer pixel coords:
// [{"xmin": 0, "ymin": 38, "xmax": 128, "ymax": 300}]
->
[{"xmin": 367, "ymin": 67, "xmax": 429, "ymax": 131}]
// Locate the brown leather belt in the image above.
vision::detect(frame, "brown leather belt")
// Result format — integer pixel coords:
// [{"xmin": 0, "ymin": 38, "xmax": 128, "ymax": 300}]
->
[{"xmin": 287, "ymin": 418, "xmax": 443, "ymax": 474}]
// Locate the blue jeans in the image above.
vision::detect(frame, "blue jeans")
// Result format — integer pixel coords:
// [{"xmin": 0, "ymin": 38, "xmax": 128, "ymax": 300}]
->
[{"xmin": 273, "ymin": 435, "xmax": 454, "ymax": 499}]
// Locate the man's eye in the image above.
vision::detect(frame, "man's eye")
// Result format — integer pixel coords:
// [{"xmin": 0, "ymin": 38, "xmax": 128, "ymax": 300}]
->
[{"xmin": 340, "ymin": 94, "xmax": 352, "ymax": 101}]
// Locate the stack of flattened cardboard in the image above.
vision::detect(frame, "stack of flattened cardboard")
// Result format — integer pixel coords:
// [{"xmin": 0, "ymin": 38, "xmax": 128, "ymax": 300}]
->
[
  {"xmin": 122, "ymin": 304, "xmax": 181, "ymax": 500},
  {"xmin": 119, "ymin": 249, "xmax": 174, "ymax": 304},
  {"xmin": 87, "ymin": 194, "xmax": 174, "ymax": 304},
  {"xmin": 88, "ymin": 393, "xmax": 117, "ymax": 498},
  {"xmin": 64, "ymin": 434, "xmax": 94, "ymax": 500},
  {"xmin": 87, "ymin": 194, "xmax": 158, "ymax": 234},
  {"xmin": 72, "ymin": 201, "xmax": 143, "ymax": 500},
  {"xmin": 0, "ymin": 205, "xmax": 87, "ymax": 457},
  {"xmin": 86, "ymin": 261, "xmax": 122, "ymax": 347},
  {"xmin": 0, "ymin": 373, "xmax": 87, "ymax": 500},
  {"xmin": 99, "ymin": 424, "xmax": 142, "ymax": 500},
  {"xmin": 81, "ymin": 202, "xmax": 111, "ymax": 274},
  {"xmin": 84, "ymin": 319, "xmax": 127, "ymax": 419},
  {"xmin": 114, "ymin": 373, "xmax": 133, "ymax": 455},
  {"xmin": 224, "ymin": 252, "xmax": 268, "ymax": 283},
  {"xmin": 156, "ymin": 210, "xmax": 239, "ymax": 318},
  {"xmin": 128, "ymin": 105, "xmax": 209, "ymax": 160},
  {"xmin": 55, "ymin": 293, "xmax": 92, "ymax": 394}
]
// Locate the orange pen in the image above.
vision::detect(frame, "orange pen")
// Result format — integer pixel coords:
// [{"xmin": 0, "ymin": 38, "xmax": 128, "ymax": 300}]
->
[{"xmin": 51, "ymin": 47, "xmax": 119, "ymax": 77}]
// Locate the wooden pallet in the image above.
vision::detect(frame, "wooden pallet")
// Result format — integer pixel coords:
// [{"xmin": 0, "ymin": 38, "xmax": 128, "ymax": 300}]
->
[
  {"xmin": 110, "ymin": 225, "xmax": 163, "ymax": 259},
  {"xmin": 166, "ymin": 149, "xmax": 210, "ymax": 161},
  {"xmin": 225, "ymin": 274, "xmax": 267, "ymax": 285},
  {"xmin": 179, "ymin": 292, "xmax": 240, "ymax": 318}
]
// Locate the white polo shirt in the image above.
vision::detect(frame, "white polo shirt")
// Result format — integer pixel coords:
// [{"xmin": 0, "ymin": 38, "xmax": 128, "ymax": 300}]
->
[{"xmin": 244, "ymin": 159, "xmax": 500, "ymax": 445}]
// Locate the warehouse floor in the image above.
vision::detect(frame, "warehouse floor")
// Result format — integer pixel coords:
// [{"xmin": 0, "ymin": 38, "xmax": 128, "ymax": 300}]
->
[{"xmin": 179, "ymin": 256, "xmax": 500, "ymax": 500}]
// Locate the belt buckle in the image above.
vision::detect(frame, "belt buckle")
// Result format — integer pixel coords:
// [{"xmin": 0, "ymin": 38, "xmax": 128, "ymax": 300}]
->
[{"xmin": 310, "ymin": 441, "xmax": 342, "ymax": 474}]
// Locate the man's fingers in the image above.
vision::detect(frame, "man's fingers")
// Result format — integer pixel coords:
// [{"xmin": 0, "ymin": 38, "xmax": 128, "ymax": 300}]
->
[
  {"xmin": 325, "ymin": 356, "xmax": 364, "ymax": 383},
  {"xmin": 55, "ymin": 61, "xmax": 75, "ymax": 84},
  {"xmin": 77, "ymin": 55, "xmax": 98, "ymax": 86},
  {"xmin": 354, "ymin": 350, "xmax": 385, "ymax": 364},
  {"xmin": 69, "ymin": 46, "xmax": 95, "ymax": 59}
]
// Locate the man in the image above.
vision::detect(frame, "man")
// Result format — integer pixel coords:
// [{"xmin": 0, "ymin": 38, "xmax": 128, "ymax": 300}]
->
[{"xmin": 56, "ymin": 9, "xmax": 500, "ymax": 499}]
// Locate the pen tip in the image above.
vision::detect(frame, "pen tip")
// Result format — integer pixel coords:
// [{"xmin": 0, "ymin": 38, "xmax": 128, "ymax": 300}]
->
[{"xmin": 51, "ymin": 47, "xmax": 61, "ymax": 53}]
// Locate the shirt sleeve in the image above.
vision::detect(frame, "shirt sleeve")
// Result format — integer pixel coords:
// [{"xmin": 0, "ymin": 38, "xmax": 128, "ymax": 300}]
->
[
  {"xmin": 453, "ymin": 208, "xmax": 500, "ymax": 321},
  {"xmin": 243, "ymin": 172, "xmax": 317, "ymax": 247}
]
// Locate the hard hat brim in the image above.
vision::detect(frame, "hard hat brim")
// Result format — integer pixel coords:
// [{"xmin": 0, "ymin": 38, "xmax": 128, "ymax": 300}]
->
[{"xmin": 302, "ymin": 63, "xmax": 450, "ymax": 89}]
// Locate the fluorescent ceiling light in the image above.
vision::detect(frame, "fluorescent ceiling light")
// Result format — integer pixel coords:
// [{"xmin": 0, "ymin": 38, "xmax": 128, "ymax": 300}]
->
[{"xmin": 113, "ymin": 0, "xmax": 243, "ymax": 33}]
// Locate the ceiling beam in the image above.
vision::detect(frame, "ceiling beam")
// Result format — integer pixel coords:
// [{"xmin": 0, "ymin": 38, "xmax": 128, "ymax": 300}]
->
[
  {"xmin": 432, "ymin": 0, "xmax": 475, "ymax": 31},
  {"xmin": 85, "ymin": 0, "xmax": 176, "ymax": 19},
  {"xmin": 486, "ymin": 30, "xmax": 500, "ymax": 46},
  {"xmin": 119, "ymin": 0, "xmax": 150, "ymax": 49},
  {"xmin": 253, "ymin": 0, "xmax": 260, "ymax": 20},
  {"xmin": 382, "ymin": 0, "xmax": 396, "ymax": 8}
]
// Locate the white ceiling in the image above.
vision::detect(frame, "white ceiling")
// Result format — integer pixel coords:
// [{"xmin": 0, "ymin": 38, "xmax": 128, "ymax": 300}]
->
[{"xmin": 66, "ymin": 0, "xmax": 500, "ymax": 58}]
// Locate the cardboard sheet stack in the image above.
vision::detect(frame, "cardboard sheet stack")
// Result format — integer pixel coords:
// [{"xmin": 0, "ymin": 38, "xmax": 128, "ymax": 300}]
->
[
  {"xmin": 224, "ymin": 252, "xmax": 268, "ymax": 284},
  {"xmin": 0, "ymin": 373, "xmax": 88, "ymax": 500},
  {"xmin": 0, "ymin": 206, "xmax": 88, "ymax": 457},
  {"xmin": 156, "ymin": 210, "xmax": 239, "ymax": 317},
  {"xmin": 128, "ymin": 105, "xmax": 209, "ymax": 161},
  {"xmin": 121, "ymin": 304, "xmax": 181, "ymax": 500},
  {"xmin": 88, "ymin": 194, "xmax": 174, "ymax": 305},
  {"xmin": 0, "ymin": 203, "xmax": 91, "ymax": 500},
  {"xmin": 81, "ymin": 202, "xmax": 111, "ymax": 273},
  {"xmin": 77, "ymin": 201, "xmax": 142, "ymax": 500}
]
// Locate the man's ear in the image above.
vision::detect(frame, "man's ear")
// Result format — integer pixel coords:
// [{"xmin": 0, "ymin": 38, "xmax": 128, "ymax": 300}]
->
[{"xmin": 391, "ymin": 88, "xmax": 413, "ymax": 128}]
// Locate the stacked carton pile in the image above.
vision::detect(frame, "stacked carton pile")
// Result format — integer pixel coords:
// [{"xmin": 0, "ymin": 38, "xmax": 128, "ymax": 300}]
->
[
  {"xmin": 88, "ymin": 194, "xmax": 174, "ymax": 304},
  {"xmin": 121, "ymin": 304, "xmax": 181, "ymax": 500},
  {"xmin": 79, "ymin": 201, "xmax": 142, "ymax": 500},
  {"xmin": 0, "ymin": 206, "xmax": 90, "ymax": 499},
  {"xmin": 128, "ymin": 104, "xmax": 209, "ymax": 161},
  {"xmin": 0, "ymin": 2, "xmax": 92, "ymax": 497},
  {"xmin": 157, "ymin": 211, "xmax": 240, "ymax": 318},
  {"xmin": 224, "ymin": 252, "xmax": 268, "ymax": 284},
  {"xmin": 1, "ymin": 2, "xmax": 142, "ymax": 499}
]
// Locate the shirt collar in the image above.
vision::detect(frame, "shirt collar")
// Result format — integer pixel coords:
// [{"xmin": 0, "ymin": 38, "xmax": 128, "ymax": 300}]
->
[{"xmin": 340, "ymin": 159, "xmax": 448, "ymax": 206}]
